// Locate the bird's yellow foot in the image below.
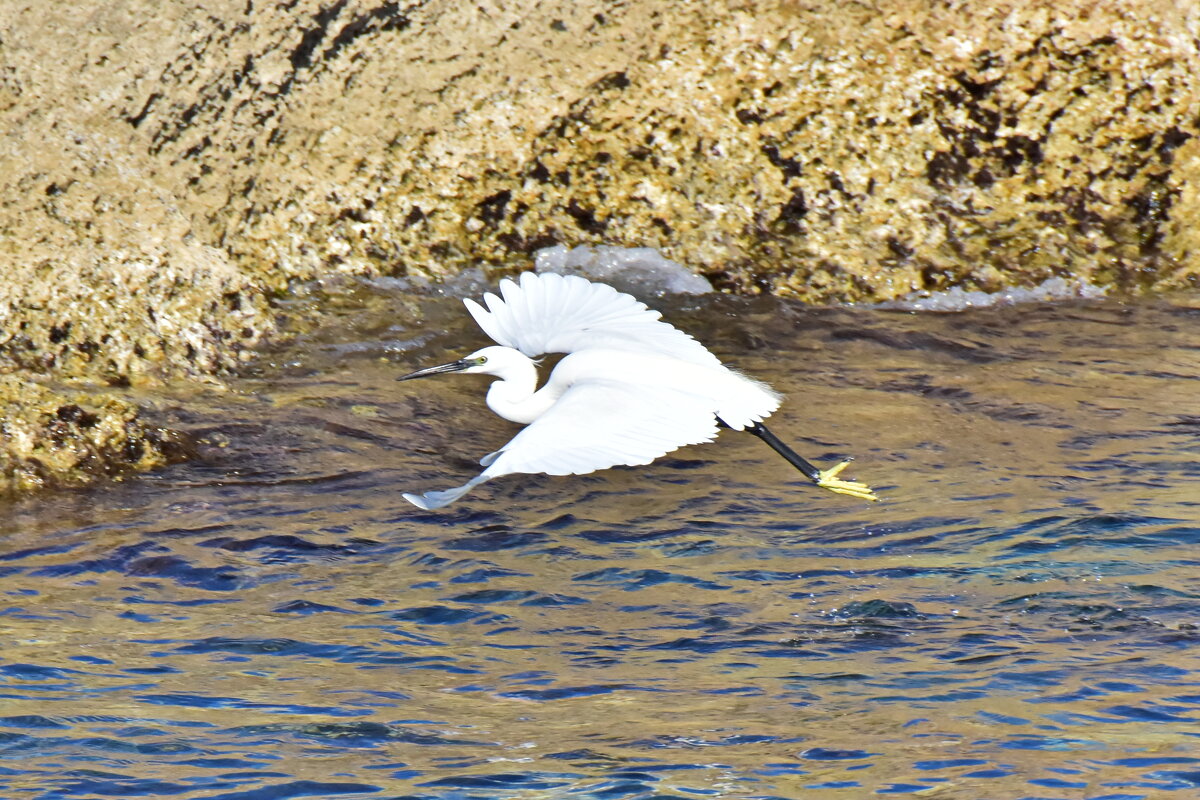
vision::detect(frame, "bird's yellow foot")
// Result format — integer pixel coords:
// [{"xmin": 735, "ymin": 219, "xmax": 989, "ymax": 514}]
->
[{"xmin": 815, "ymin": 460, "xmax": 879, "ymax": 502}]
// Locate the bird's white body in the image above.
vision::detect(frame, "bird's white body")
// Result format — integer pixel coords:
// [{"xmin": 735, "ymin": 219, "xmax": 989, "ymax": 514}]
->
[
  {"xmin": 482, "ymin": 347, "xmax": 777, "ymax": 429},
  {"xmin": 397, "ymin": 271, "xmax": 875, "ymax": 508}
]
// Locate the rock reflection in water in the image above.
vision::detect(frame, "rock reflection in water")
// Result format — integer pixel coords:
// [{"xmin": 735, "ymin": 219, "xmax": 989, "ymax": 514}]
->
[{"xmin": 1, "ymin": 288, "xmax": 1198, "ymax": 799}]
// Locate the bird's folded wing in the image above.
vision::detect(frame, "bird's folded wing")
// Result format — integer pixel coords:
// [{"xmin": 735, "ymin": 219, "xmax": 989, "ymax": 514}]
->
[
  {"xmin": 482, "ymin": 380, "xmax": 721, "ymax": 479},
  {"xmin": 463, "ymin": 271, "xmax": 721, "ymax": 367}
]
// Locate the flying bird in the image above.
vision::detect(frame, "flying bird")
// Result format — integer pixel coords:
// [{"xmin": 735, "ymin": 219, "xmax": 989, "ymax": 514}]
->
[{"xmin": 397, "ymin": 271, "xmax": 877, "ymax": 509}]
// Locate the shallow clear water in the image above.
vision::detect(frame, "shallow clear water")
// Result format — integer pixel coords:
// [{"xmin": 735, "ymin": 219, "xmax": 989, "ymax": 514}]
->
[{"xmin": 2, "ymin": 286, "xmax": 1199, "ymax": 799}]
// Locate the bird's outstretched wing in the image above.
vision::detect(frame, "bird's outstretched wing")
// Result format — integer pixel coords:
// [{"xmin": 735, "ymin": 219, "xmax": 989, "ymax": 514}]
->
[
  {"xmin": 463, "ymin": 271, "xmax": 721, "ymax": 366},
  {"xmin": 485, "ymin": 380, "xmax": 720, "ymax": 477},
  {"xmin": 402, "ymin": 379, "xmax": 719, "ymax": 509}
]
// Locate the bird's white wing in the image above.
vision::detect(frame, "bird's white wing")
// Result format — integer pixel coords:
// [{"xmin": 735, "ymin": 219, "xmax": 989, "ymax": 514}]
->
[
  {"xmin": 483, "ymin": 379, "xmax": 721, "ymax": 479},
  {"xmin": 463, "ymin": 271, "xmax": 721, "ymax": 367}
]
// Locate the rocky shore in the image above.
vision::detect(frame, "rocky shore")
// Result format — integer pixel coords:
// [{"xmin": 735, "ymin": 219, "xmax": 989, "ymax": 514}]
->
[{"xmin": 1, "ymin": 0, "xmax": 1197, "ymax": 492}]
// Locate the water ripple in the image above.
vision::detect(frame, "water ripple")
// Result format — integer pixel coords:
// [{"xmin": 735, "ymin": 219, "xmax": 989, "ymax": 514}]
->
[{"xmin": 2, "ymin": 292, "xmax": 1199, "ymax": 798}]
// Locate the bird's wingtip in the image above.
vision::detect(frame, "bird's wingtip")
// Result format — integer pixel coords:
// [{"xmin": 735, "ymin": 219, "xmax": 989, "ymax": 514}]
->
[
  {"xmin": 402, "ymin": 492, "xmax": 434, "ymax": 510},
  {"xmin": 403, "ymin": 479, "xmax": 484, "ymax": 510}
]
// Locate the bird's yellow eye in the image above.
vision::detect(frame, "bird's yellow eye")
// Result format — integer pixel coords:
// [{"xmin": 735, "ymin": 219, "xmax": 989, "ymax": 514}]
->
[{"xmin": 476, "ymin": 356, "xmax": 488, "ymax": 365}]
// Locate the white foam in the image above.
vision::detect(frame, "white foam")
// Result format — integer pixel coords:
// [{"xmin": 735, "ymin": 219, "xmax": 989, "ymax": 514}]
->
[
  {"xmin": 534, "ymin": 244, "xmax": 713, "ymax": 296},
  {"xmin": 877, "ymin": 277, "xmax": 1107, "ymax": 312},
  {"xmin": 368, "ymin": 266, "xmax": 494, "ymax": 298}
]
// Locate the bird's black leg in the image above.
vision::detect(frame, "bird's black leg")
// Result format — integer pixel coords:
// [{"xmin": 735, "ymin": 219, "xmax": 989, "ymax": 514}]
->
[
  {"xmin": 743, "ymin": 421, "xmax": 823, "ymax": 483},
  {"xmin": 719, "ymin": 417, "xmax": 878, "ymax": 501}
]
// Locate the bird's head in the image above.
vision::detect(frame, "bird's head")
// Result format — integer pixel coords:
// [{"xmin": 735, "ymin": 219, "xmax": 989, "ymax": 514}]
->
[{"xmin": 396, "ymin": 345, "xmax": 533, "ymax": 382}]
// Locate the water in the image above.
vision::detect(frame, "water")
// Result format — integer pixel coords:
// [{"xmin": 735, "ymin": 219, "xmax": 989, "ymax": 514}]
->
[{"xmin": 2, "ymin": 284, "xmax": 1199, "ymax": 799}]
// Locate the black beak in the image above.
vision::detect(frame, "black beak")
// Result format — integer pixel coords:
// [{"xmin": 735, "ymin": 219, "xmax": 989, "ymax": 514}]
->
[{"xmin": 396, "ymin": 359, "xmax": 472, "ymax": 382}]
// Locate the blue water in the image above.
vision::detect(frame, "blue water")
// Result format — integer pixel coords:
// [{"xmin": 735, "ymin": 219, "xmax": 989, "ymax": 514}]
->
[{"xmin": 1, "ymin": 290, "xmax": 1198, "ymax": 798}]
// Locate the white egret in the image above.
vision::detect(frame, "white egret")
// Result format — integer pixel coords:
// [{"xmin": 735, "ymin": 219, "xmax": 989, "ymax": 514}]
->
[{"xmin": 397, "ymin": 271, "xmax": 877, "ymax": 509}]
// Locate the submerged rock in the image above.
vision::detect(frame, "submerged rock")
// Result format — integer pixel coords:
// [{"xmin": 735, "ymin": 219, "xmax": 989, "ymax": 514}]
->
[
  {"xmin": 832, "ymin": 600, "xmax": 923, "ymax": 620},
  {"xmin": 0, "ymin": 377, "xmax": 190, "ymax": 497}
]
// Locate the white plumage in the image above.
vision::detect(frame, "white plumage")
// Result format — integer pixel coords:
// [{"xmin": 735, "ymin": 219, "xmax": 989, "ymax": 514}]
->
[
  {"xmin": 464, "ymin": 272, "xmax": 721, "ymax": 367},
  {"xmin": 397, "ymin": 271, "xmax": 876, "ymax": 509}
]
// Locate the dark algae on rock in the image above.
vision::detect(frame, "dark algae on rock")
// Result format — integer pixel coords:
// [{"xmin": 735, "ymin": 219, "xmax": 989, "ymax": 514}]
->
[{"xmin": 0, "ymin": 377, "xmax": 190, "ymax": 496}]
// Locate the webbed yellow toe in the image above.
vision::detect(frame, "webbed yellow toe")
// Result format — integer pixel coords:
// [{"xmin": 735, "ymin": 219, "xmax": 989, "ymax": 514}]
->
[{"xmin": 815, "ymin": 460, "xmax": 879, "ymax": 502}]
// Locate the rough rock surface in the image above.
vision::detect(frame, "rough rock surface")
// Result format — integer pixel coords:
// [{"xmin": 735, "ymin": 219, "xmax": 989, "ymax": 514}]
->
[
  {"xmin": 3, "ymin": 0, "xmax": 1199, "ymax": 379},
  {"xmin": 0, "ymin": 377, "xmax": 189, "ymax": 496},
  {"xmin": 0, "ymin": 0, "xmax": 1198, "ymax": 490}
]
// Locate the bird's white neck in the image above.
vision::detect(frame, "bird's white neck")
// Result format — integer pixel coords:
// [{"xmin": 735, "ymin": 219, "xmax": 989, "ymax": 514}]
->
[{"xmin": 484, "ymin": 358, "xmax": 557, "ymax": 425}]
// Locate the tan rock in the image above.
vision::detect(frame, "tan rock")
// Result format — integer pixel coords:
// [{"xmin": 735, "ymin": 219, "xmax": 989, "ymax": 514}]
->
[{"xmin": 4, "ymin": 0, "xmax": 1198, "ymax": 381}]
